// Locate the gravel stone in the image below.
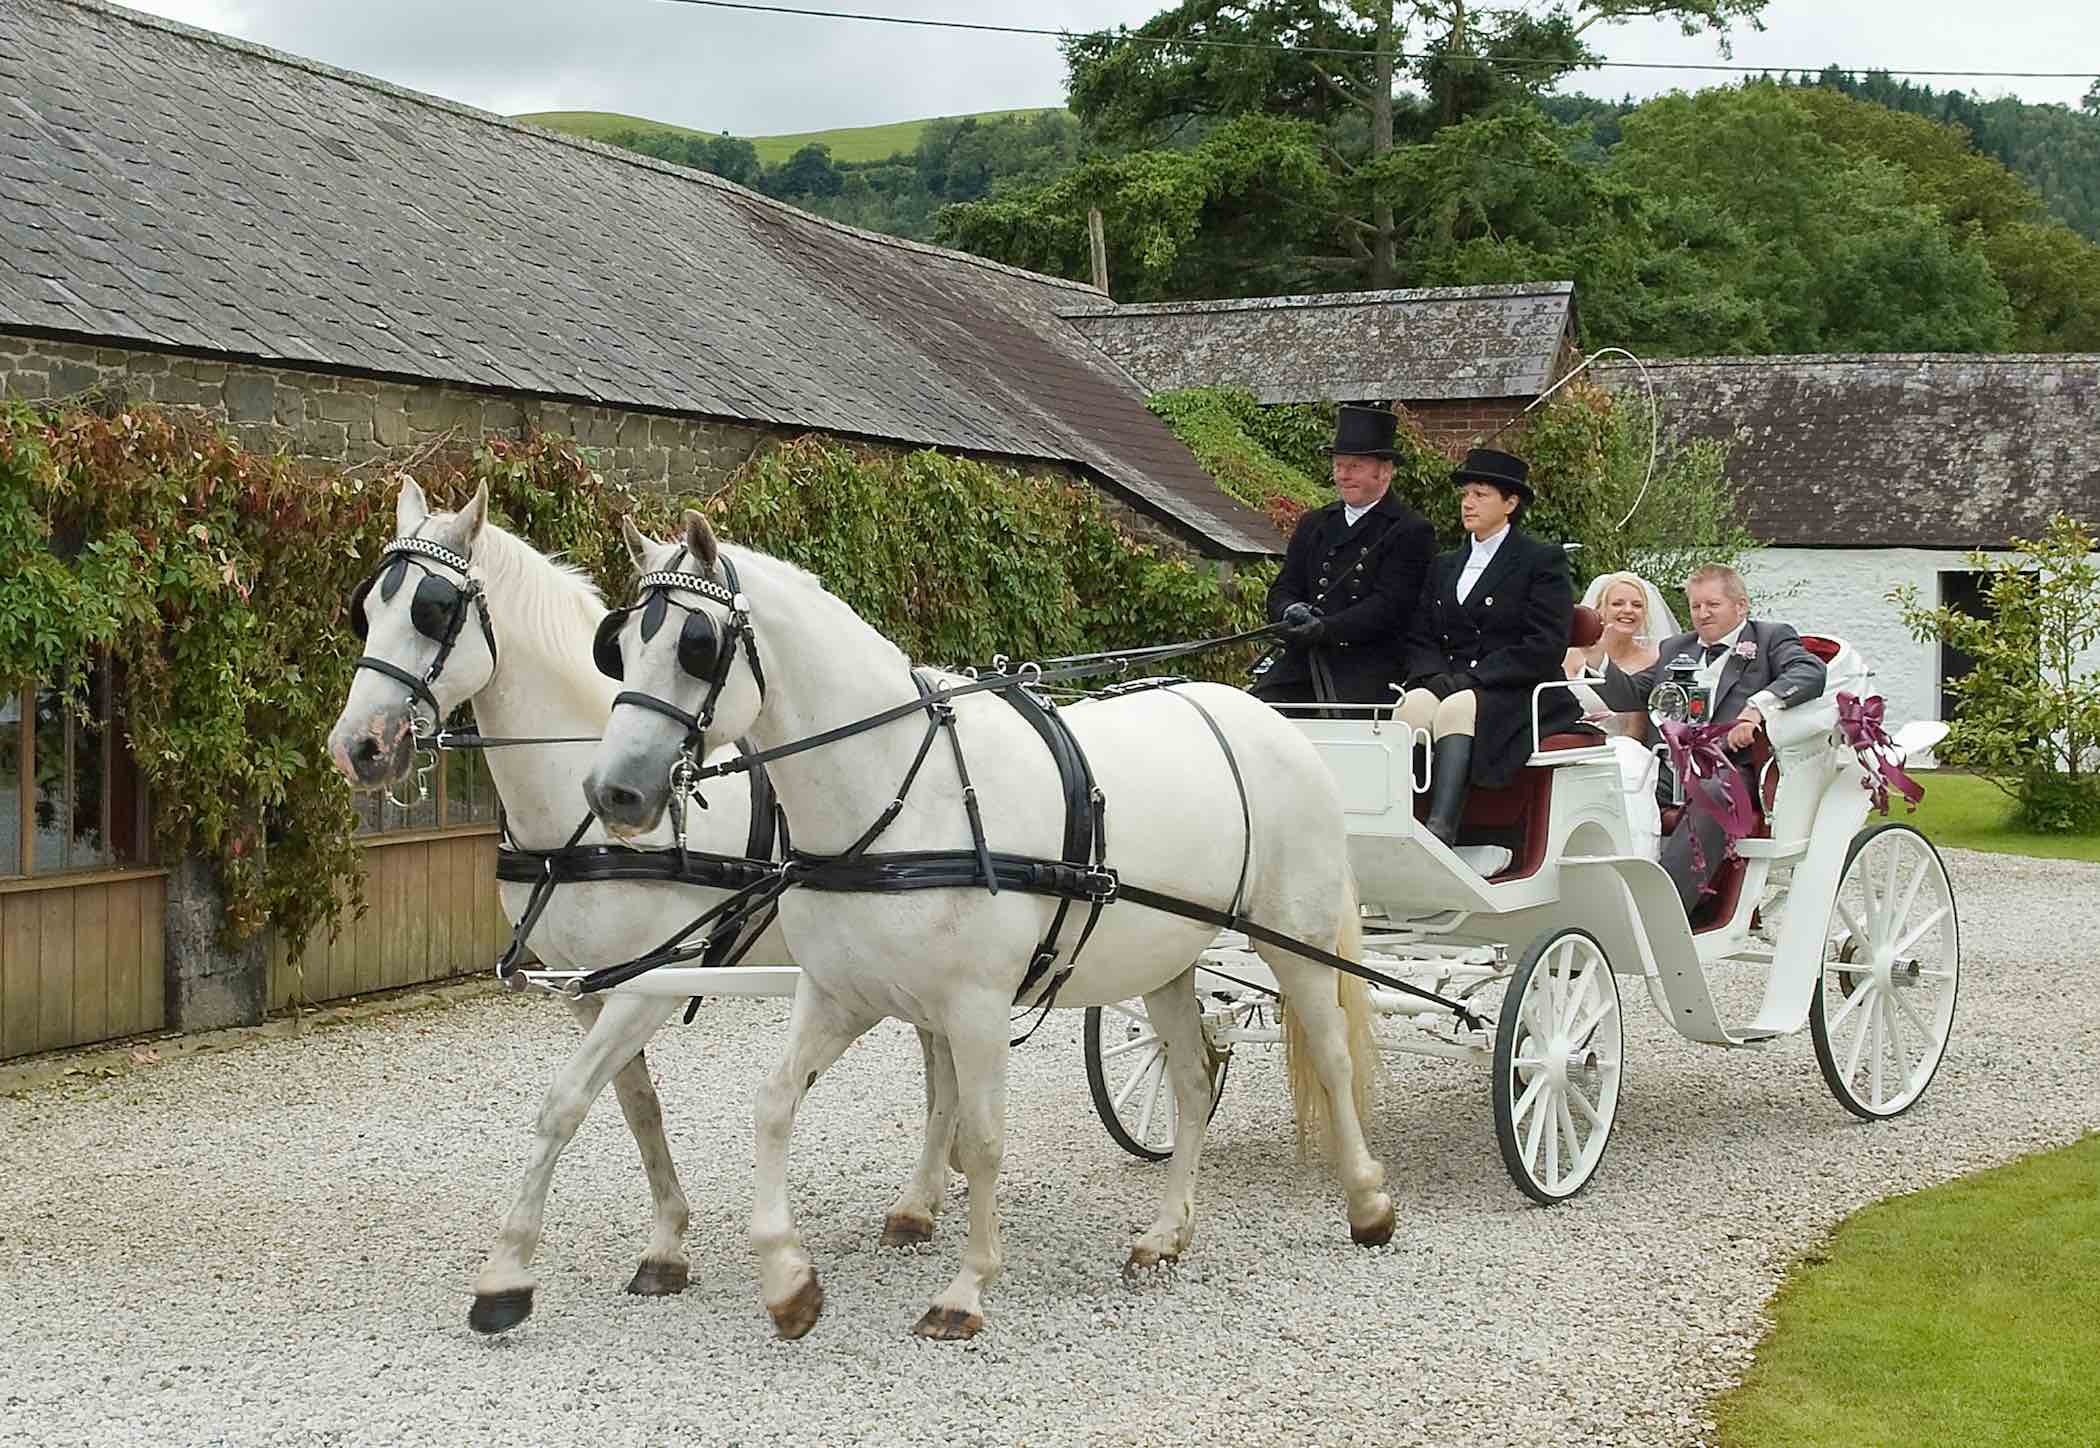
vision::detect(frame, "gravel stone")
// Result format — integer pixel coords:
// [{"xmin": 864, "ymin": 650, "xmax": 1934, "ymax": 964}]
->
[{"xmin": 1, "ymin": 847, "xmax": 2094, "ymax": 1448}]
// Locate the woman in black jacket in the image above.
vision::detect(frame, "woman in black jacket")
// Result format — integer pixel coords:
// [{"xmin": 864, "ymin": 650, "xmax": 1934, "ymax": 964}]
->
[{"xmin": 1399, "ymin": 449, "xmax": 1580, "ymax": 844}]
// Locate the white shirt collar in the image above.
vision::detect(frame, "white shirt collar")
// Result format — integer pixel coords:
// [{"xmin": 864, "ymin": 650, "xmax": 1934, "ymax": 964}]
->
[
  {"xmin": 1342, "ymin": 493, "xmax": 1386, "ymax": 528},
  {"xmin": 1468, "ymin": 525, "xmax": 1510, "ymax": 556},
  {"xmin": 1702, "ymin": 620, "xmax": 1748, "ymax": 655}
]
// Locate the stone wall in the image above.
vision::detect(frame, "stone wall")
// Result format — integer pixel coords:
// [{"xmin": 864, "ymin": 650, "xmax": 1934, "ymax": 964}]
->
[
  {"xmin": 0, "ymin": 334, "xmax": 1209, "ymax": 554},
  {"xmin": 0, "ymin": 334, "xmax": 784, "ymax": 494}
]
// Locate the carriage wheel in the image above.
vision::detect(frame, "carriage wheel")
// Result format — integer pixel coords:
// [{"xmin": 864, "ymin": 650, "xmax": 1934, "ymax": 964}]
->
[
  {"xmin": 1811, "ymin": 822, "xmax": 1959, "ymax": 1120},
  {"xmin": 1492, "ymin": 928, "xmax": 1623, "ymax": 1205},
  {"xmin": 1084, "ymin": 999, "xmax": 1239, "ymax": 1163}
]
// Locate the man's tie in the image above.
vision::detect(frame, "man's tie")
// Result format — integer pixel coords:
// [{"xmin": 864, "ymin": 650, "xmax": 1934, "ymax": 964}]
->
[{"xmin": 1703, "ymin": 641, "xmax": 1729, "ymax": 664}]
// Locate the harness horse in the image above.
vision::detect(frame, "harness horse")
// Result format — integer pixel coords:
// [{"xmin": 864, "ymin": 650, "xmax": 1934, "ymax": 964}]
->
[
  {"xmin": 584, "ymin": 512, "xmax": 1399, "ymax": 1341},
  {"xmin": 326, "ymin": 481, "xmax": 949, "ymax": 1334}
]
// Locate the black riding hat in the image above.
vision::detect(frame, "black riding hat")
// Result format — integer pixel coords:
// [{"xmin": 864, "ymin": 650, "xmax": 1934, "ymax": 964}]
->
[
  {"xmin": 1326, "ymin": 405, "xmax": 1400, "ymax": 459},
  {"xmin": 1451, "ymin": 447, "xmax": 1533, "ymax": 503}
]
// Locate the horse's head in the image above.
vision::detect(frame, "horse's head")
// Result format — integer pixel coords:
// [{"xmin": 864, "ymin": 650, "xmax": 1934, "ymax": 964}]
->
[
  {"xmin": 584, "ymin": 510, "xmax": 765, "ymax": 836},
  {"xmin": 328, "ymin": 477, "xmax": 497, "ymax": 789}
]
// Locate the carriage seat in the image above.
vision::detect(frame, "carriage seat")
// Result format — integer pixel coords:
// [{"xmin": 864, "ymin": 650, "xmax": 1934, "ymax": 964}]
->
[{"xmin": 1407, "ymin": 605, "xmax": 1608, "ymax": 884}]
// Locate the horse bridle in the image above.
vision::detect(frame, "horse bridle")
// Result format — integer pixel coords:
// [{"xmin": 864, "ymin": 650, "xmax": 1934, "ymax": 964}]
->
[
  {"xmin": 595, "ymin": 550, "xmax": 766, "ymax": 797},
  {"xmin": 348, "ymin": 536, "xmax": 498, "ymax": 800}
]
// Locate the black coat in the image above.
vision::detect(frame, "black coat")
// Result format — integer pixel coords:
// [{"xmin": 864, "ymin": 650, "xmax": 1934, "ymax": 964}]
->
[
  {"xmin": 1404, "ymin": 528, "xmax": 1581, "ymax": 789},
  {"xmin": 1257, "ymin": 492, "xmax": 1435, "ymax": 704}
]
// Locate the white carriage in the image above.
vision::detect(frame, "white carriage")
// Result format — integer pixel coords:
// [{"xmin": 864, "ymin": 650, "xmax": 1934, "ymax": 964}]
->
[{"xmin": 1085, "ymin": 634, "xmax": 1961, "ymax": 1203}]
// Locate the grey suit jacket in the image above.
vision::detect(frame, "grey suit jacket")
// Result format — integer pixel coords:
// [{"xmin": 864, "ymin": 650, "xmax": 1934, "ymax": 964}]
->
[{"xmin": 1594, "ymin": 619, "xmax": 1828, "ymax": 725}]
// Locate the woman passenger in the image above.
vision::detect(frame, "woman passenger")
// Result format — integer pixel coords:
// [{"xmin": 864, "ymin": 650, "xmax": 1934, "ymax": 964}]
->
[{"xmin": 1397, "ymin": 449, "xmax": 1581, "ymax": 846}]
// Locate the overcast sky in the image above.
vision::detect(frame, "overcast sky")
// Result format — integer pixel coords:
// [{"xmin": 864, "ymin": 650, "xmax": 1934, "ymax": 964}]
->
[{"xmin": 124, "ymin": 0, "xmax": 2096, "ymax": 137}]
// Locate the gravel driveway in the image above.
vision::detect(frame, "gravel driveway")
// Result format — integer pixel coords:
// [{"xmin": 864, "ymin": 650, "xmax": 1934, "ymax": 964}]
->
[{"xmin": 2, "ymin": 846, "xmax": 2095, "ymax": 1448}]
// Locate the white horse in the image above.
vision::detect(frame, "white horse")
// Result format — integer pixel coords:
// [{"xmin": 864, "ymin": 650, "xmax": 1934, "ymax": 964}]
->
[
  {"xmin": 583, "ymin": 513, "xmax": 1390, "ymax": 1342},
  {"xmin": 326, "ymin": 480, "xmax": 947, "ymax": 1334}
]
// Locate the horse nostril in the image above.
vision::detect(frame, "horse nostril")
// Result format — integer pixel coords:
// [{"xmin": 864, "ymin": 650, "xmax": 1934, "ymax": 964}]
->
[{"xmin": 603, "ymin": 784, "xmax": 642, "ymax": 813}]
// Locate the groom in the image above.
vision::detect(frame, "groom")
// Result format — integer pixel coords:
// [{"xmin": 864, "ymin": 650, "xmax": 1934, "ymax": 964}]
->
[{"xmin": 1592, "ymin": 565, "xmax": 1828, "ymax": 913}]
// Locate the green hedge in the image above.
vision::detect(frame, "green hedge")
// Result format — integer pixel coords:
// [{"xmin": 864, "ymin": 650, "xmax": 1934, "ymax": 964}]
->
[{"xmin": 0, "ymin": 404, "xmax": 1269, "ymax": 955}]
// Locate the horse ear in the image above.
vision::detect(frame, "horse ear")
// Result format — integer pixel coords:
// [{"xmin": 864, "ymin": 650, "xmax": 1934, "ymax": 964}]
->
[
  {"xmin": 457, "ymin": 482, "xmax": 489, "ymax": 544},
  {"xmin": 395, "ymin": 476, "xmax": 429, "ymax": 535},
  {"xmin": 683, "ymin": 509, "xmax": 719, "ymax": 569},
  {"xmin": 620, "ymin": 515, "xmax": 653, "ymax": 568}
]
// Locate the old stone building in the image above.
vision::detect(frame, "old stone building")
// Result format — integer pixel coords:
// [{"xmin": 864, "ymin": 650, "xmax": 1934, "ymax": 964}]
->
[
  {"xmin": 1066, "ymin": 282, "xmax": 1584, "ymax": 454},
  {"xmin": 0, "ymin": 0, "xmax": 1278, "ymax": 1060},
  {"xmin": 1596, "ymin": 352, "xmax": 2100, "ymax": 734}
]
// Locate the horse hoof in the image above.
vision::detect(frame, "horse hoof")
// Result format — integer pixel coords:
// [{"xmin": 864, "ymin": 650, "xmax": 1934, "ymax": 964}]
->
[
  {"xmin": 1122, "ymin": 1246, "xmax": 1179, "ymax": 1284},
  {"xmin": 911, "ymin": 1306, "xmax": 984, "ymax": 1341},
  {"xmin": 625, "ymin": 1259, "xmax": 691, "ymax": 1297},
  {"xmin": 880, "ymin": 1212, "xmax": 935, "ymax": 1249},
  {"xmin": 767, "ymin": 1273, "xmax": 825, "ymax": 1341},
  {"xmin": 1350, "ymin": 1195, "xmax": 1396, "ymax": 1249},
  {"xmin": 468, "ymin": 1287, "xmax": 535, "ymax": 1334}
]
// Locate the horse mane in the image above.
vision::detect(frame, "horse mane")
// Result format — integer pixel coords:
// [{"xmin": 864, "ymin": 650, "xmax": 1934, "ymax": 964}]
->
[
  {"xmin": 720, "ymin": 542, "xmax": 911, "ymax": 676},
  {"xmin": 465, "ymin": 520, "xmax": 616, "ymax": 710}
]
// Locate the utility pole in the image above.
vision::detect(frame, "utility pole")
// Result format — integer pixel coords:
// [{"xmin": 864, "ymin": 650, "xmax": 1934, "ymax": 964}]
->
[
  {"xmin": 1372, "ymin": 3, "xmax": 1396, "ymax": 289},
  {"xmin": 1087, "ymin": 207, "xmax": 1110, "ymax": 296}
]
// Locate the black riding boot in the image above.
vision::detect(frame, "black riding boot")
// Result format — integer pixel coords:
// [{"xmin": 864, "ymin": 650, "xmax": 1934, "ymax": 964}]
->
[{"xmin": 1425, "ymin": 735, "xmax": 1474, "ymax": 845}]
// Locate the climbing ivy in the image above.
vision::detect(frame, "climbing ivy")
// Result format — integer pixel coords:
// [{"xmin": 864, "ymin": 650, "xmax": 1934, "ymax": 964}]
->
[{"xmin": 0, "ymin": 404, "xmax": 1267, "ymax": 955}]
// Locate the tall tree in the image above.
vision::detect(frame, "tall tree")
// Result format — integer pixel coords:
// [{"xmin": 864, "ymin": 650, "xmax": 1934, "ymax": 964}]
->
[{"xmin": 1062, "ymin": 0, "xmax": 1767, "ymax": 286}]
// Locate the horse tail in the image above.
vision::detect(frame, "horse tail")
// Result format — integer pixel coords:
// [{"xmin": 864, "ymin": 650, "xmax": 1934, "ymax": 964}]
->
[{"xmin": 1283, "ymin": 867, "xmax": 1379, "ymax": 1159}]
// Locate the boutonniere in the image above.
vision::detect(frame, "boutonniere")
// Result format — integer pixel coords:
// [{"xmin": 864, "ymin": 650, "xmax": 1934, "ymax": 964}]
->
[{"xmin": 1733, "ymin": 640, "xmax": 1759, "ymax": 661}]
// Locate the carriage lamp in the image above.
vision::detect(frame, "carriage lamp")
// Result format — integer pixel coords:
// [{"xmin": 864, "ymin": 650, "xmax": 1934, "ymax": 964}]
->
[{"xmin": 1648, "ymin": 653, "xmax": 1714, "ymax": 726}]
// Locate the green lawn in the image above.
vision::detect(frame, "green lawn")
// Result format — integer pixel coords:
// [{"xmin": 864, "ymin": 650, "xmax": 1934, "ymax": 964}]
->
[
  {"xmin": 1904, "ymin": 770, "xmax": 2100, "ymax": 862},
  {"xmin": 514, "ymin": 108, "xmax": 1066, "ymax": 166},
  {"xmin": 1717, "ymin": 1135, "xmax": 2100, "ymax": 1447}
]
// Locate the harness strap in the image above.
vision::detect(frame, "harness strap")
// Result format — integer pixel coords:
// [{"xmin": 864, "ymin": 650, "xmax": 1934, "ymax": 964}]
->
[
  {"xmin": 913, "ymin": 673, "xmax": 998, "ymax": 895},
  {"xmin": 1162, "ymin": 688, "xmax": 1252, "ymax": 924},
  {"xmin": 494, "ymin": 813, "xmax": 594, "ymax": 978},
  {"xmin": 997, "ymin": 685, "xmax": 1107, "ymax": 1030}
]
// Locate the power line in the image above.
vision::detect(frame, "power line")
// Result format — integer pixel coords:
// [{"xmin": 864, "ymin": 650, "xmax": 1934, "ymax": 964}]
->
[{"xmin": 653, "ymin": 0, "xmax": 2099, "ymax": 81}]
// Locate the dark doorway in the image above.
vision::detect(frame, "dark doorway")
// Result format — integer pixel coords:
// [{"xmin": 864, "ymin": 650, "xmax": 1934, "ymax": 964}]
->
[{"xmin": 1938, "ymin": 570, "xmax": 1991, "ymax": 721}]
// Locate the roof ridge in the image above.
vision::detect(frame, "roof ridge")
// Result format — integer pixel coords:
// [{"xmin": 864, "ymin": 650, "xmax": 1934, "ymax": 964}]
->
[
  {"xmin": 1066, "ymin": 281, "xmax": 1576, "ymax": 319},
  {"xmin": 1593, "ymin": 352, "xmax": 2100, "ymax": 368},
  {"xmin": 65, "ymin": 0, "xmax": 1107, "ymax": 299}
]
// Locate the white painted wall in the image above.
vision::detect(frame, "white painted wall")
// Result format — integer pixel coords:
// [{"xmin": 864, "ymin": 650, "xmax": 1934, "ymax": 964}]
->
[{"xmin": 1735, "ymin": 546, "xmax": 2100, "ymax": 746}]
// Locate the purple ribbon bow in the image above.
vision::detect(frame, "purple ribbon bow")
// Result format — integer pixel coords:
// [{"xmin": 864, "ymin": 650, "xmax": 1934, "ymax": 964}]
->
[
  {"xmin": 1659, "ymin": 718, "xmax": 1760, "ymax": 890},
  {"xmin": 1836, "ymin": 691, "xmax": 1924, "ymax": 816}
]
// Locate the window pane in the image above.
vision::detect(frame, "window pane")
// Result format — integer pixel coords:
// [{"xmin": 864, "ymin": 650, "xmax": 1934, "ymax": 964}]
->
[
  {"xmin": 31, "ymin": 686, "xmax": 67, "ymax": 872},
  {"xmin": 0, "ymin": 690, "xmax": 19, "ymax": 877}
]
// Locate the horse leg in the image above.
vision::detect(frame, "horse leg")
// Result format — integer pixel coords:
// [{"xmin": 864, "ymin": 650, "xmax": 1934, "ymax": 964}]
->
[
  {"xmin": 469, "ymin": 992, "xmax": 680, "ymax": 1333},
  {"xmin": 912, "ymin": 1009, "xmax": 1008, "ymax": 1341},
  {"xmin": 752, "ymin": 979, "xmax": 877, "ymax": 1341},
  {"xmin": 1265, "ymin": 951, "xmax": 1394, "ymax": 1248},
  {"xmin": 881, "ymin": 1027, "xmax": 958, "ymax": 1249},
  {"xmin": 1125, "ymin": 968, "xmax": 1211, "ymax": 1277},
  {"xmin": 606, "ymin": 1037, "xmax": 693, "ymax": 1298}
]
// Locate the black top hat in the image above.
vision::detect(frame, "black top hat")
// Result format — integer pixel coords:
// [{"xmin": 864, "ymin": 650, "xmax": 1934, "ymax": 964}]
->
[
  {"xmin": 1325, "ymin": 405, "xmax": 1400, "ymax": 459},
  {"xmin": 1452, "ymin": 447, "xmax": 1533, "ymax": 503}
]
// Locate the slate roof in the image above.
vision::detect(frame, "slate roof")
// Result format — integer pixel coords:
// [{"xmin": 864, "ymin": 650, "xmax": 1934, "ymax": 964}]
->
[
  {"xmin": 1065, "ymin": 282, "xmax": 1580, "ymax": 404},
  {"xmin": 0, "ymin": 0, "xmax": 1279, "ymax": 556},
  {"xmin": 1592, "ymin": 354, "xmax": 2100, "ymax": 550}
]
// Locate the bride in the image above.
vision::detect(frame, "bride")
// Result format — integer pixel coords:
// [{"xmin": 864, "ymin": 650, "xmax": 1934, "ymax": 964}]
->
[{"xmin": 1564, "ymin": 572, "xmax": 1680, "ymax": 858}]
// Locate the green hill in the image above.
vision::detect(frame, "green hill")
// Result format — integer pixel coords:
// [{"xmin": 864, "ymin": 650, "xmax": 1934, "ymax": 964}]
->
[{"xmin": 515, "ymin": 108, "xmax": 1066, "ymax": 165}]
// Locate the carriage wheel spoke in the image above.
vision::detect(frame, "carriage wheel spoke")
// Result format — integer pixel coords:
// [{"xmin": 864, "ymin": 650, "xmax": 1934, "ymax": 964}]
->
[
  {"xmin": 1112, "ymin": 1047, "xmax": 1163, "ymax": 1113},
  {"xmin": 1825, "ymin": 977, "xmax": 1871, "ymax": 1036},
  {"xmin": 1104, "ymin": 1003, "xmax": 1150, "ymax": 1029},
  {"xmin": 1891, "ymin": 984, "xmax": 1938, "ymax": 1052},
  {"xmin": 1135, "ymin": 1057, "xmax": 1169, "ymax": 1146},
  {"xmin": 1568, "ymin": 997, "xmax": 1616, "ymax": 1046},
  {"xmin": 1561, "ymin": 955, "xmax": 1596, "ymax": 1032},
  {"xmin": 1556, "ymin": 1096, "xmax": 1584, "ymax": 1169},
  {"xmin": 1867, "ymin": 998, "xmax": 1887, "ymax": 1106},
  {"xmin": 1841, "ymin": 984, "xmax": 1876, "ymax": 1083},
  {"xmin": 1889, "ymin": 906, "xmax": 1951, "ymax": 962},
  {"xmin": 1891, "ymin": 858, "xmax": 1930, "ymax": 939},
  {"xmin": 1833, "ymin": 897, "xmax": 1870, "ymax": 952},
  {"xmin": 1099, "ymin": 1033, "xmax": 1161, "ymax": 1062},
  {"xmin": 1880, "ymin": 992, "xmax": 1910, "ymax": 1081},
  {"xmin": 1511, "ymin": 1068, "xmax": 1548, "ymax": 1133},
  {"xmin": 1521, "ymin": 1081, "xmax": 1550, "ymax": 1167},
  {"xmin": 1567, "ymin": 1079, "xmax": 1604, "ymax": 1129},
  {"xmin": 1879, "ymin": 842, "xmax": 1902, "ymax": 929},
  {"xmin": 1543, "ymin": 1090, "xmax": 1562, "ymax": 1184}
]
